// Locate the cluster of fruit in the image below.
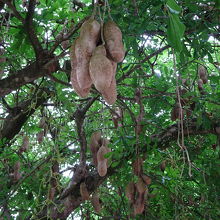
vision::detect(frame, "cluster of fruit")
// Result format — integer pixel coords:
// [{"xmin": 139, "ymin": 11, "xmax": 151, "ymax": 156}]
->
[{"xmin": 70, "ymin": 17, "xmax": 125, "ymax": 105}]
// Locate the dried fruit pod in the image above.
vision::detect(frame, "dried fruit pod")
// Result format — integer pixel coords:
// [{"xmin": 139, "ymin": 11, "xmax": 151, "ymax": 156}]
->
[
  {"xmin": 48, "ymin": 187, "xmax": 56, "ymax": 200},
  {"xmin": 112, "ymin": 107, "xmax": 122, "ymax": 128},
  {"xmin": 37, "ymin": 130, "xmax": 44, "ymax": 144},
  {"xmin": 90, "ymin": 132, "xmax": 102, "ymax": 167},
  {"xmin": 198, "ymin": 65, "xmax": 208, "ymax": 84},
  {"xmin": 97, "ymin": 145, "xmax": 109, "ymax": 162},
  {"xmin": 74, "ymin": 18, "xmax": 100, "ymax": 89},
  {"xmin": 112, "ymin": 116, "xmax": 118, "ymax": 128},
  {"xmin": 197, "ymin": 79, "xmax": 203, "ymax": 90},
  {"xmin": 97, "ymin": 160, "xmax": 107, "ymax": 177},
  {"xmin": 133, "ymin": 192, "xmax": 145, "ymax": 215},
  {"xmin": 141, "ymin": 174, "xmax": 151, "ymax": 185},
  {"xmin": 61, "ymin": 39, "xmax": 69, "ymax": 50},
  {"xmin": 75, "ymin": 39, "xmax": 93, "ymax": 89},
  {"xmin": 80, "ymin": 182, "xmax": 90, "ymax": 200},
  {"xmin": 135, "ymin": 178, "xmax": 146, "ymax": 194},
  {"xmin": 101, "ymin": 138, "xmax": 110, "ymax": 147},
  {"xmin": 80, "ymin": 18, "xmax": 101, "ymax": 48},
  {"xmin": 89, "ymin": 45, "xmax": 114, "ymax": 92},
  {"xmin": 102, "ymin": 76, "xmax": 117, "ymax": 105},
  {"xmin": 103, "ymin": 20, "xmax": 125, "ymax": 63},
  {"xmin": 91, "ymin": 193, "xmax": 101, "ymax": 213},
  {"xmin": 70, "ymin": 39, "xmax": 91, "ymax": 97},
  {"xmin": 90, "ymin": 132, "xmax": 102, "ymax": 150},
  {"xmin": 13, "ymin": 161, "xmax": 21, "ymax": 182},
  {"xmin": 132, "ymin": 157, "xmax": 143, "ymax": 176},
  {"xmin": 171, "ymin": 103, "xmax": 182, "ymax": 121},
  {"xmin": 19, "ymin": 136, "xmax": 29, "ymax": 153},
  {"xmin": 125, "ymin": 182, "xmax": 136, "ymax": 203},
  {"xmin": 160, "ymin": 160, "xmax": 166, "ymax": 172}
]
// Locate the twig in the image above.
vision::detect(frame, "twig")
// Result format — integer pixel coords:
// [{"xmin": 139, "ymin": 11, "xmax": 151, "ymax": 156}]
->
[
  {"xmin": 2, "ymin": 0, "xmax": 24, "ymax": 22},
  {"xmin": 46, "ymin": 73, "xmax": 71, "ymax": 87},
  {"xmin": 118, "ymin": 45, "xmax": 170, "ymax": 83},
  {"xmin": 24, "ymin": 0, "xmax": 43, "ymax": 58}
]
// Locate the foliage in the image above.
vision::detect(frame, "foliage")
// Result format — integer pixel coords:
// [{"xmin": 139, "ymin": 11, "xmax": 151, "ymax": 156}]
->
[{"xmin": 0, "ymin": 0, "xmax": 220, "ymax": 219}]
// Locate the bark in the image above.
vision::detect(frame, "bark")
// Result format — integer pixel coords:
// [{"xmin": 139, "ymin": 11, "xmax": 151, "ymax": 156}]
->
[
  {"xmin": 0, "ymin": 60, "xmax": 59, "ymax": 98},
  {"xmin": 0, "ymin": 88, "xmax": 51, "ymax": 145}
]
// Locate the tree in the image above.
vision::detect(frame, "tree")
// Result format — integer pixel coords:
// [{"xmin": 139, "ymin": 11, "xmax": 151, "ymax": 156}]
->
[{"xmin": 0, "ymin": 0, "xmax": 220, "ymax": 219}]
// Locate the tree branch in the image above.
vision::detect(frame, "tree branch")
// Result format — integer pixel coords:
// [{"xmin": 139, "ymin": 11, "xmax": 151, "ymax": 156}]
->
[
  {"xmin": 0, "ymin": 58, "xmax": 59, "ymax": 98},
  {"xmin": 24, "ymin": 0, "xmax": 43, "ymax": 58},
  {"xmin": 0, "ymin": 88, "xmax": 52, "ymax": 146},
  {"xmin": 2, "ymin": 0, "xmax": 24, "ymax": 22}
]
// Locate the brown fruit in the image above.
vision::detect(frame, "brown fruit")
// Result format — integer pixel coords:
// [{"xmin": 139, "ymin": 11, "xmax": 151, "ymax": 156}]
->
[
  {"xmin": 37, "ymin": 130, "xmax": 44, "ymax": 144},
  {"xmin": 125, "ymin": 182, "xmax": 136, "ymax": 203},
  {"xmin": 97, "ymin": 145, "xmax": 109, "ymax": 162},
  {"xmin": 74, "ymin": 18, "xmax": 100, "ymax": 89},
  {"xmin": 133, "ymin": 192, "xmax": 145, "ymax": 215},
  {"xmin": 103, "ymin": 20, "xmax": 125, "ymax": 63},
  {"xmin": 74, "ymin": 38, "xmax": 93, "ymax": 90},
  {"xmin": 160, "ymin": 160, "xmax": 166, "ymax": 172},
  {"xmin": 90, "ymin": 131, "xmax": 102, "ymax": 149},
  {"xmin": 112, "ymin": 116, "xmax": 118, "ymax": 128},
  {"xmin": 198, "ymin": 65, "xmax": 208, "ymax": 84},
  {"xmin": 141, "ymin": 174, "xmax": 151, "ymax": 185},
  {"xmin": 112, "ymin": 107, "xmax": 122, "ymax": 128},
  {"xmin": 80, "ymin": 182, "xmax": 90, "ymax": 200},
  {"xmin": 100, "ymin": 139, "xmax": 111, "ymax": 167},
  {"xmin": 136, "ymin": 178, "xmax": 146, "ymax": 194},
  {"xmin": 91, "ymin": 193, "xmax": 101, "ymax": 213},
  {"xmin": 90, "ymin": 131, "xmax": 102, "ymax": 166},
  {"xmin": 70, "ymin": 39, "xmax": 91, "ymax": 97},
  {"xmin": 171, "ymin": 103, "xmax": 182, "ymax": 121},
  {"xmin": 97, "ymin": 160, "xmax": 107, "ymax": 177},
  {"xmin": 89, "ymin": 45, "xmax": 114, "ymax": 92},
  {"xmin": 48, "ymin": 187, "xmax": 56, "ymax": 200},
  {"xmin": 19, "ymin": 136, "xmax": 29, "ymax": 153},
  {"xmin": 101, "ymin": 138, "xmax": 110, "ymax": 147},
  {"xmin": 61, "ymin": 40, "xmax": 69, "ymax": 50},
  {"xmin": 79, "ymin": 18, "xmax": 101, "ymax": 48},
  {"xmin": 197, "ymin": 79, "xmax": 203, "ymax": 91},
  {"xmin": 97, "ymin": 140, "xmax": 109, "ymax": 176},
  {"xmin": 132, "ymin": 157, "xmax": 143, "ymax": 176},
  {"xmin": 102, "ymin": 76, "xmax": 117, "ymax": 105},
  {"xmin": 13, "ymin": 161, "xmax": 21, "ymax": 182}
]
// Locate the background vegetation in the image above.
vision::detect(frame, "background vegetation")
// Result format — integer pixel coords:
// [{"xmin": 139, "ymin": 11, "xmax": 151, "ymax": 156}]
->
[{"xmin": 0, "ymin": 0, "xmax": 220, "ymax": 219}]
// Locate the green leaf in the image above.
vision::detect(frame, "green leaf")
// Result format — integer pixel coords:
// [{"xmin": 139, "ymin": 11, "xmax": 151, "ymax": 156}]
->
[
  {"xmin": 166, "ymin": 0, "xmax": 181, "ymax": 14},
  {"xmin": 167, "ymin": 13, "xmax": 185, "ymax": 52}
]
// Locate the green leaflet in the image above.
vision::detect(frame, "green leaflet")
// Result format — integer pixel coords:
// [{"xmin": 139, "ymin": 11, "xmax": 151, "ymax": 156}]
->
[
  {"xmin": 167, "ymin": 13, "xmax": 185, "ymax": 52},
  {"xmin": 166, "ymin": 0, "xmax": 181, "ymax": 14}
]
